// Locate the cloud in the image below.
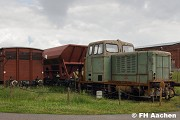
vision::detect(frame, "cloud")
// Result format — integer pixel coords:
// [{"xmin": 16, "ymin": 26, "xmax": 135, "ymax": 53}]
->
[
  {"xmin": 0, "ymin": 0, "xmax": 61, "ymax": 49},
  {"xmin": 36, "ymin": 0, "xmax": 75, "ymax": 27},
  {"xmin": 0, "ymin": 0, "xmax": 180, "ymax": 49}
]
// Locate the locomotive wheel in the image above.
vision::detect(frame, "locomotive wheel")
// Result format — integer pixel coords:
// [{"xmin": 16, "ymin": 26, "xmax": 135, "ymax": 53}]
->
[
  {"xmin": 169, "ymin": 88, "xmax": 175, "ymax": 98},
  {"xmin": 165, "ymin": 94, "xmax": 170, "ymax": 100},
  {"xmin": 165, "ymin": 88, "xmax": 175, "ymax": 100}
]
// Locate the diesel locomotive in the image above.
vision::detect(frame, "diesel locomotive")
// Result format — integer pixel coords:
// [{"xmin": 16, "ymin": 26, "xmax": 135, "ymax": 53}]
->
[{"xmin": 78, "ymin": 40, "xmax": 175, "ymax": 99}]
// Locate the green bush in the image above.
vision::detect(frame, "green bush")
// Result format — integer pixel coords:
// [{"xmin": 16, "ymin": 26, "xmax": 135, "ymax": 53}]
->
[{"xmin": 172, "ymin": 71, "xmax": 180, "ymax": 82}]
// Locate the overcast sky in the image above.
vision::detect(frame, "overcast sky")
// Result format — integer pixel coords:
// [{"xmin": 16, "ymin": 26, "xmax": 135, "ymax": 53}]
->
[{"xmin": 0, "ymin": 0, "xmax": 180, "ymax": 49}]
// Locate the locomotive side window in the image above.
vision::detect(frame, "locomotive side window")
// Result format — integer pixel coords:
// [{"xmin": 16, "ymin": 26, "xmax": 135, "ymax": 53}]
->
[
  {"xmin": 94, "ymin": 44, "xmax": 103, "ymax": 55},
  {"xmin": 123, "ymin": 46, "xmax": 134, "ymax": 52},
  {"xmin": 106, "ymin": 44, "xmax": 118, "ymax": 53},
  {"xmin": 88, "ymin": 46, "xmax": 93, "ymax": 55}
]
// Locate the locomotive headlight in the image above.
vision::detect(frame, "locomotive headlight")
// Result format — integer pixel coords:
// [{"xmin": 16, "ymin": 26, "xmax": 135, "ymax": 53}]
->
[
  {"xmin": 153, "ymin": 73, "xmax": 156, "ymax": 80},
  {"xmin": 42, "ymin": 71, "xmax": 44, "ymax": 74}
]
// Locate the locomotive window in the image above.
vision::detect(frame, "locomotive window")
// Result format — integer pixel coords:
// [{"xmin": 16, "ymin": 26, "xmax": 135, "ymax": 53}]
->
[
  {"xmin": 106, "ymin": 44, "xmax": 118, "ymax": 53},
  {"xmin": 98, "ymin": 44, "xmax": 103, "ymax": 54},
  {"xmin": 5, "ymin": 51, "xmax": 17, "ymax": 60},
  {"xmin": 19, "ymin": 52, "xmax": 30, "ymax": 60},
  {"xmin": 94, "ymin": 45, "xmax": 98, "ymax": 54},
  {"xmin": 88, "ymin": 46, "xmax": 93, "ymax": 55},
  {"xmin": 94, "ymin": 44, "xmax": 103, "ymax": 55},
  {"xmin": 123, "ymin": 46, "xmax": 134, "ymax": 52},
  {"xmin": 32, "ymin": 52, "xmax": 42, "ymax": 60}
]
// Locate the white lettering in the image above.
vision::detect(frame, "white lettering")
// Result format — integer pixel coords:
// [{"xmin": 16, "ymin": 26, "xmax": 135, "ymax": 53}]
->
[
  {"xmin": 151, "ymin": 113, "xmax": 155, "ymax": 118},
  {"xmin": 150, "ymin": 113, "xmax": 176, "ymax": 119},
  {"xmin": 139, "ymin": 113, "xmax": 148, "ymax": 118}
]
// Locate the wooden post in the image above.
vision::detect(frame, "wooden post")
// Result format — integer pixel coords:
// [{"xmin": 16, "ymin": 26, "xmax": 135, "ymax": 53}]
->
[
  {"xmin": 118, "ymin": 87, "xmax": 121, "ymax": 105},
  {"xmin": 67, "ymin": 87, "xmax": 70, "ymax": 104},
  {"xmin": 78, "ymin": 82, "xmax": 81, "ymax": 93},
  {"xmin": 159, "ymin": 87, "xmax": 162, "ymax": 106},
  {"xmin": 177, "ymin": 71, "xmax": 179, "ymax": 83},
  {"xmin": 10, "ymin": 84, "xmax": 13, "ymax": 98},
  {"xmin": 151, "ymin": 88, "xmax": 154, "ymax": 103},
  {"xmin": 152, "ymin": 95, "xmax": 154, "ymax": 103},
  {"xmin": 74, "ymin": 80, "xmax": 76, "ymax": 92}
]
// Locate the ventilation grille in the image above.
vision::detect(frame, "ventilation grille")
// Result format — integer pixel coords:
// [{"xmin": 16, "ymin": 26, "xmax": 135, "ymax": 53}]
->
[
  {"xmin": 116, "ymin": 55, "xmax": 136, "ymax": 73},
  {"xmin": 117, "ymin": 56, "xmax": 125, "ymax": 73}
]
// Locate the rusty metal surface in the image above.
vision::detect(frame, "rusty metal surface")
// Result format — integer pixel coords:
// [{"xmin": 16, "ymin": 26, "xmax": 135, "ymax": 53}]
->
[
  {"xmin": 43, "ymin": 45, "xmax": 67, "ymax": 59},
  {"xmin": 43, "ymin": 44, "xmax": 87, "ymax": 80},
  {"xmin": 0, "ymin": 47, "xmax": 43, "ymax": 83},
  {"xmin": 43, "ymin": 44, "xmax": 87, "ymax": 62}
]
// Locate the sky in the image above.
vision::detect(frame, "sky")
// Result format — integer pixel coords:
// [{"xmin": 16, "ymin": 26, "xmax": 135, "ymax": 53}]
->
[{"xmin": 0, "ymin": 0, "xmax": 180, "ymax": 49}]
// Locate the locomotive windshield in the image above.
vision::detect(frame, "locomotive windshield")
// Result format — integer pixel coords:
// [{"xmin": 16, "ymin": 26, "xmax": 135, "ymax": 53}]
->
[
  {"xmin": 123, "ymin": 46, "xmax": 134, "ymax": 52},
  {"xmin": 94, "ymin": 43, "xmax": 103, "ymax": 55},
  {"xmin": 88, "ymin": 46, "xmax": 93, "ymax": 55},
  {"xmin": 106, "ymin": 44, "xmax": 118, "ymax": 53}
]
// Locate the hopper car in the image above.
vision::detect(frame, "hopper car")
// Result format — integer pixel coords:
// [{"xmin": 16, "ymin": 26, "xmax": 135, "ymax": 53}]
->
[{"xmin": 43, "ymin": 44, "xmax": 87, "ymax": 86}]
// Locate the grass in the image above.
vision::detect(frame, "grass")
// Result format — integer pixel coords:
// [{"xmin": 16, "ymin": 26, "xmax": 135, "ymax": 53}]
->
[
  {"xmin": 0, "ymin": 86, "xmax": 179, "ymax": 114},
  {"xmin": 172, "ymin": 71, "xmax": 180, "ymax": 83}
]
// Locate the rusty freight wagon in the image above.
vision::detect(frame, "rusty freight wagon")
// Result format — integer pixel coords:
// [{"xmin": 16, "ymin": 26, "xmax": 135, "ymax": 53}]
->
[
  {"xmin": 0, "ymin": 47, "xmax": 43, "ymax": 85},
  {"xmin": 43, "ymin": 44, "xmax": 87, "ymax": 85}
]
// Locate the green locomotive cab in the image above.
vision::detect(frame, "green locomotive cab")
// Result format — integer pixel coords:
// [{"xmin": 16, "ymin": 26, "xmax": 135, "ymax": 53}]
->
[
  {"xmin": 84, "ymin": 40, "xmax": 175, "ymax": 99},
  {"xmin": 85, "ymin": 40, "xmax": 134, "ymax": 83}
]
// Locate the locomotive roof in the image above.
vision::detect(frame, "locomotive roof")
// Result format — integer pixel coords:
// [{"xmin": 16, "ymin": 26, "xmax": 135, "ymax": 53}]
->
[{"xmin": 88, "ymin": 39, "xmax": 134, "ymax": 46}]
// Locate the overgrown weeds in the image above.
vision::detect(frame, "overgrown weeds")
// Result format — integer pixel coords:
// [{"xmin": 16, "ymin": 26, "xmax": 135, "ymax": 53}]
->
[{"xmin": 0, "ymin": 86, "xmax": 179, "ymax": 114}]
